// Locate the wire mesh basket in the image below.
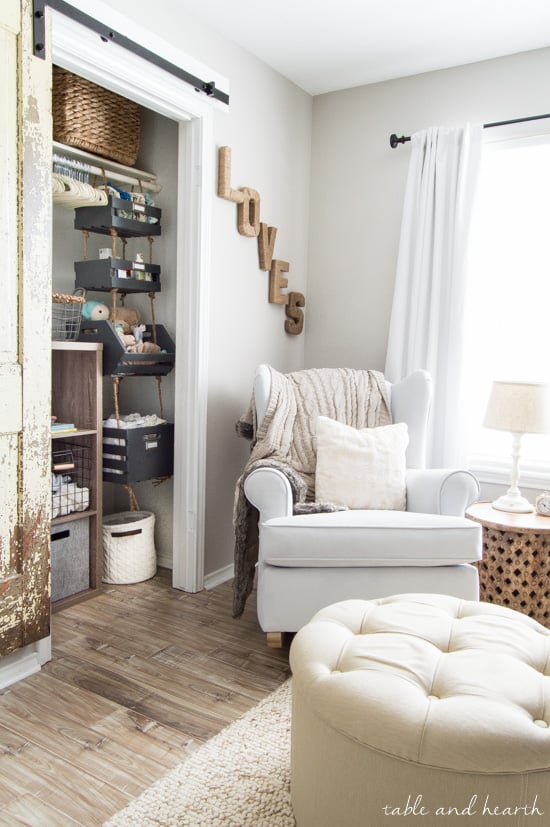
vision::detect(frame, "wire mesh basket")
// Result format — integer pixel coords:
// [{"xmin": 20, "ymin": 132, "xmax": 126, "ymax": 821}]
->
[
  {"xmin": 51, "ymin": 442, "xmax": 91, "ymax": 518},
  {"xmin": 52, "ymin": 291, "xmax": 85, "ymax": 341}
]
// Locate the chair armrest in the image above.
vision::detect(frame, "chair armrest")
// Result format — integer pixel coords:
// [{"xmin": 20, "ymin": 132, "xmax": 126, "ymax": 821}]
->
[
  {"xmin": 243, "ymin": 467, "xmax": 294, "ymax": 522},
  {"xmin": 406, "ymin": 469, "xmax": 480, "ymax": 516}
]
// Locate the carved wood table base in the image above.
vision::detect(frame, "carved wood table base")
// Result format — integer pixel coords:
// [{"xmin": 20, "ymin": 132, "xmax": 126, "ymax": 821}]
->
[{"xmin": 466, "ymin": 502, "xmax": 550, "ymax": 628}]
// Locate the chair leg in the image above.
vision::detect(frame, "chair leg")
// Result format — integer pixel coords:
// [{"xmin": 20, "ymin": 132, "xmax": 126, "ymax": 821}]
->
[{"xmin": 266, "ymin": 632, "xmax": 284, "ymax": 649}]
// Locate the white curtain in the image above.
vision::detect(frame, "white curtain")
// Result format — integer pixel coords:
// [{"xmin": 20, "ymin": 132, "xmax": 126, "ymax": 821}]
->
[{"xmin": 385, "ymin": 123, "xmax": 483, "ymax": 467}]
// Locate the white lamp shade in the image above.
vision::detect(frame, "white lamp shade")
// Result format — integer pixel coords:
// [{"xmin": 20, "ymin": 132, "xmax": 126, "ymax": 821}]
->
[{"xmin": 483, "ymin": 380, "xmax": 550, "ymax": 434}]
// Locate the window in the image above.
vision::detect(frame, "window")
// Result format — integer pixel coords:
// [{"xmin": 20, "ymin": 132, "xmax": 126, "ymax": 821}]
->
[{"xmin": 461, "ymin": 134, "xmax": 550, "ymax": 482}]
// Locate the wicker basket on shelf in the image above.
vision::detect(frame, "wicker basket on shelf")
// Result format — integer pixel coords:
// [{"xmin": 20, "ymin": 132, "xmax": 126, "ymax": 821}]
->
[
  {"xmin": 52, "ymin": 66, "xmax": 140, "ymax": 167},
  {"xmin": 52, "ymin": 291, "xmax": 85, "ymax": 341}
]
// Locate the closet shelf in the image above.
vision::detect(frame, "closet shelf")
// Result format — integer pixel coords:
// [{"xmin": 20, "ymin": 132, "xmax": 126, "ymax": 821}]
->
[
  {"xmin": 52, "ymin": 508, "xmax": 99, "ymax": 527},
  {"xmin": 51, "ymin": 342, "xmax": 103, "ymax": 608},
  {"xmin": 79, "ymin": 320, "xmax": 175, "ymax": 376},
  {"xmin": 53, "ymin": 141, "xmax": 161, "ymax": 192},
  {"xmin": 74, "ymin": 197, "xmax": 161, "ymax": 238},
  {"xmin": 75, "ymin": 258, "xmax": 161, "ymax": 293},
  {"xmin": 51, "ymin": 428, "xmax": 97, "ymax": 439}
]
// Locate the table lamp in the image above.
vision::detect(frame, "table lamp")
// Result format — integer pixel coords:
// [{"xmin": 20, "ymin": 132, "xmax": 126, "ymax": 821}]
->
[{"xmin": 483, "ymin": 380, "xmax": 550, "ymax": 513}]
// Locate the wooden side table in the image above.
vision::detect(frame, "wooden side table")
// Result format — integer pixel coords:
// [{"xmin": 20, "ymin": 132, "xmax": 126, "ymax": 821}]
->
[{"xmin": 465, "ymin": 501, "xmax": 550, "ymax": 627}]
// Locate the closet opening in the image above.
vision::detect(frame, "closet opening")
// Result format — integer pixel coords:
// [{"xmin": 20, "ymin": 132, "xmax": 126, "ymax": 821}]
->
[
  {"xmin": 50, "ymin": 13, "xmax": 216, "ymax": 605},
  {"xmin": 52, "ymin": 82, "xmax": 180, "ymax": 609}
]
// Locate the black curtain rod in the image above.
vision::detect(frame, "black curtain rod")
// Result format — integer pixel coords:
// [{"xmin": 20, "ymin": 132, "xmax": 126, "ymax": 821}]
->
[
  {"xmin": 389, "ymin": 113, "xmax": 550, "ymax": 148},
  {"xmin": 33, "ymin": 0, "xmax": 229, "ymax": 105}
]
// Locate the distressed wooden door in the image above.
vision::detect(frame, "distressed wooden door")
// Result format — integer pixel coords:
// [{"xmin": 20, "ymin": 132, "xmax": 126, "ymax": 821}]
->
[{"xmin": 0, "ymin": 0, "xmax": 52, "ymax": 656}]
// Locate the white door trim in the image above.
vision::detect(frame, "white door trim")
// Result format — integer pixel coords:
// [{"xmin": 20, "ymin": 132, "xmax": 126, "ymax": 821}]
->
[{"xmin": 51, "ymin": 8, "xmax": 215, "ymax": 592}]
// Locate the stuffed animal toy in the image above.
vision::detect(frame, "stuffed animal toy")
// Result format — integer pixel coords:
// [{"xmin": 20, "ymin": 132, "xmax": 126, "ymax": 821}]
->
[
  {"xmin": 113, "ymin": 322, "xmax": 161, "ymax": 353},
  {"xmin": 82, "ymin": 300, "xmax": 110, "ymax": 321},
  {"xmin": 126, "ymin": 341, "xmax": 162, "ymax": 354},
  {"xmin": 113, "ymin": 323, "xmax": 136, "ymax": 347},
  {"xmin": 82, "ymin": 301, "xmax": 141, "ymax": 334},
  {"xmin": 132, "ymin": 324, "xmax": 146, "ymax": 343},
  {"xmin": 109, "ymin": 305, "xmax": 141, "ymax": 333}
]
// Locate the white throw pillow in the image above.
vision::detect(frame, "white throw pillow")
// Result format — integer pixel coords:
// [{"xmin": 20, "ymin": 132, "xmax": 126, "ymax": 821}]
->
[{"xmin": 315, "ymin": 417, "xmax": 409, "ymax": 510}]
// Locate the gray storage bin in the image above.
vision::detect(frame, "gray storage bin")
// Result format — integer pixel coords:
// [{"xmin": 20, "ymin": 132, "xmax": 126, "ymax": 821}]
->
[
  {"xmin": 51, "ymin": 518, "xmax": 90, "ymax": 601},
  {"xmin": 103, "ymin": 422, "xmax": 174, "ymax": 483}
]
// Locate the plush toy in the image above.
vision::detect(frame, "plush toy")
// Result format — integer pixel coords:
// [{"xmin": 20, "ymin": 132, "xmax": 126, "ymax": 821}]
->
[
  {"xmin": 82, "ymin": 300, "xmax": 110, "ymax": 321},
  {"xmin": 82, "ymin": 300, "xmax": 141, "ymax": 333},
  {"xmin": 126, "ymin": 341, "xmax": 162, "ymax": 354},
  {"xmin": 113, "ymin": 323, "xmax": 136, "ymax": 347},
  {"xmin": 109, "ymin": 305, "xmax": 141, "ymax": 333},
  {"xmin": 113, "ymin": 322, "xmax": 161, "ymax": 353}
]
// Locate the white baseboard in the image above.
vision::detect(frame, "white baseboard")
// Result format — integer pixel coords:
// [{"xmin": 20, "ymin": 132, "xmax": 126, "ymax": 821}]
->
[
  {"xmin": 204, "ymin": 563, "xmax": 234, "ymax": 590},
  {"xmin": 156, "ymin": 558, "xmax": 233, "ymax": 590},
  {"xmin": 0, "ymin": 636, "xmax": 51, "ymax": 690}
]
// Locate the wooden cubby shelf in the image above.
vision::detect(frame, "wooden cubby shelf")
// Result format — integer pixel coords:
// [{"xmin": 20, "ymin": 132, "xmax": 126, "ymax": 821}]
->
[{"xmin": 51, "ymin": 341, "xmax": 103, "ymax": 610}]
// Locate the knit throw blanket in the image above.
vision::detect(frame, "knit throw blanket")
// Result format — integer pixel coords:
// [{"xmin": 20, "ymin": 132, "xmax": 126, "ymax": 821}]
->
[{"xmin": 232, "ymin": 366, "xmax": 391, "ymax": 617}]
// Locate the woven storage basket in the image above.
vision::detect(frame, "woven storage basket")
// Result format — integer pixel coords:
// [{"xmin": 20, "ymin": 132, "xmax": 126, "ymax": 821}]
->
[
  {"xmin": 102, "ymin": 511, "xmax": 156, "ymax": 584},
  {"xmin": 52, "ymin": 66, "xmax": 140, "ymax": 167},
  {"xmin": 52, "ymin": 291, "xmax": 85, "ymax": 341}
]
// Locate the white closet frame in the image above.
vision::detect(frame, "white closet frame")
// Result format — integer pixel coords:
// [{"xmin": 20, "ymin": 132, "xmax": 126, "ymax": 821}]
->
[{"xmin": 51, "ymin": 7, "xmax": 221, "ymax": 592}]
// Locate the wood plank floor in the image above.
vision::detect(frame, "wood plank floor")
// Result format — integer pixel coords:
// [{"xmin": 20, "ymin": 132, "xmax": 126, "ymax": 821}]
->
[{"xmin": 0, "ymin": 571, "xmax": 291, "ymax": 826}]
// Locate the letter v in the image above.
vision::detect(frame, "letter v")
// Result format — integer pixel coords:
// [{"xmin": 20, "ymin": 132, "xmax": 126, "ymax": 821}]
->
[{"xmin": 258, "ymin": 223, "xmax": 278, "ymax": 270}]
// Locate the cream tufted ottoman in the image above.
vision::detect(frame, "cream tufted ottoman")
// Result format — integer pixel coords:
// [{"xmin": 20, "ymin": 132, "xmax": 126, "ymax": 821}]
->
[{"xmin": 289, "ymin": 594, "xmax": 550, "ymax": 827}]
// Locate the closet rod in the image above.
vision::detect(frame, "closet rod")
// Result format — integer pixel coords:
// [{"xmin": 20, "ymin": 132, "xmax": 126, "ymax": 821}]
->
[
  {"xmin": 53, "ymin": 142, "xmax": 161, "ymax": 193},
  {"xmin": 389, "ymin": 112, "xmax": 550, "ymax": 148}
]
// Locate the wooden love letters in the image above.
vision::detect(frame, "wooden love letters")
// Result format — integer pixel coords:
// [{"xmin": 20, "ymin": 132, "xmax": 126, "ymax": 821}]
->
[{"xmin": 217, "ymin": 146, "xmax": 305, "ymax": 335}]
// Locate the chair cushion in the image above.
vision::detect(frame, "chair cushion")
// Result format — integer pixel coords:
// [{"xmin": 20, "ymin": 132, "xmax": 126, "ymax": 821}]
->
[
  {"xmin": 260, "ymin": 510, "xmax": 481, "ymax": 567},
  {"xmin": 315, "ymin": 417, "xmax": 408, "ymax": 510}
]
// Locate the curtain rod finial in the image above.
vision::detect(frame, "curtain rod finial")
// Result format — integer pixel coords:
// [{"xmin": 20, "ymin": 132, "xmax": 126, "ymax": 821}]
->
[{"xmin": 390, "ymin": 134, "xmax": 411, "ymax": 148}]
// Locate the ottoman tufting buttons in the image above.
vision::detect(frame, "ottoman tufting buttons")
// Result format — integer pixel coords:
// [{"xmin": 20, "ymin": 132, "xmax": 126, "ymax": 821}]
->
[{"xmin": 290, "ymin": 594, "xmax": 550, "ymax": 827}]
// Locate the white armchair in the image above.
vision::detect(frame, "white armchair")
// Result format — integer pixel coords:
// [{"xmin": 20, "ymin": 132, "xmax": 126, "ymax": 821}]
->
[{"xmin": 243, "ymin": 365, "xmax": 482, "ymax": 646}]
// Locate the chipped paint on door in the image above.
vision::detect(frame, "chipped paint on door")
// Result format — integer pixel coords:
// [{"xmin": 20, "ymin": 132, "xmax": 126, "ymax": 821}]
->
[{"xmin": 0, "ymin": 0, "xmax": 52, "ymax": 656}]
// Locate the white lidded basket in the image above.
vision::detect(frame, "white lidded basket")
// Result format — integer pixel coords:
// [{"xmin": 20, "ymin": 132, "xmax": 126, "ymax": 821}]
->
[{"xmin": 102, "ymin": 510, "xmax": 157, "ymax": 584}]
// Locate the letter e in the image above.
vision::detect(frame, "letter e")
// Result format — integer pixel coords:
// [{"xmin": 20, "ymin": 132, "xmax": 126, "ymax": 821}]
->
[{"xmin": 269, "ymin": 260, "xmax": 290, "ymax": 305}]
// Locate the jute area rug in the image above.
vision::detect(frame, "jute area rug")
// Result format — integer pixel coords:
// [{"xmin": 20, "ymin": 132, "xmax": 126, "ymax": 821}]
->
[{"xmin": 104, "ymin": 680, "xmax": 295, "ymax": 827}]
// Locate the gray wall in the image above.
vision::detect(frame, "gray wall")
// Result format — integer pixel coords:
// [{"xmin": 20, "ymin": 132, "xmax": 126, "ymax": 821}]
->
[{"xmin": 306, "ymin": 47, "xmax": 550, "ymax": 372}]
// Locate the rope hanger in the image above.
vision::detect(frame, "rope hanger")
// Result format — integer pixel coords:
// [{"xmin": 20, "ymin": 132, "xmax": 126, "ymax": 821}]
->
[{"xmin": 82, "ymin": 226, "xmax": 166, "ymax": 512}]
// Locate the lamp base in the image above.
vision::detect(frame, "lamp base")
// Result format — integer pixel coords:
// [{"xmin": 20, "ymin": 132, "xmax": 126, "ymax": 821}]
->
[{"xmin": 491, "ymin": 492, "xmax": 534, "ymax": 513}]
